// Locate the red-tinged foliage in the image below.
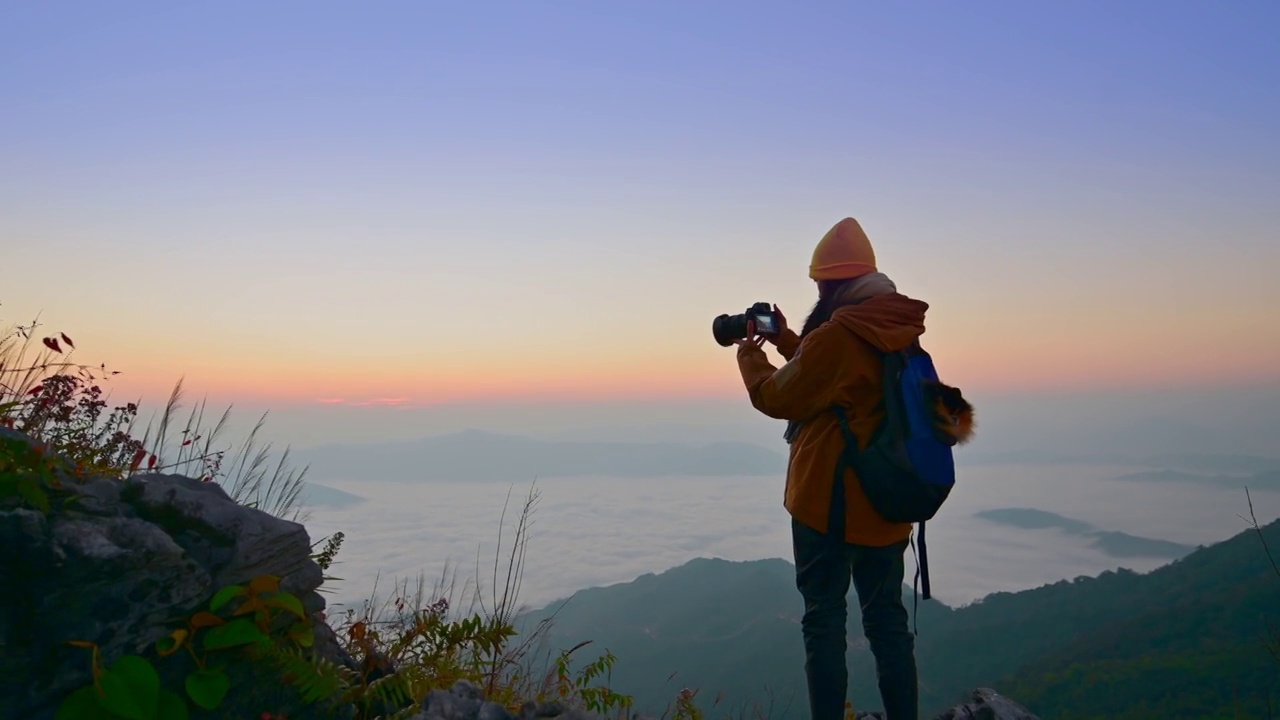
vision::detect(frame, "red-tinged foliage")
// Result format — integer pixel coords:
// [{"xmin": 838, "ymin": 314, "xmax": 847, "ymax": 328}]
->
[
  {"xmin": 129, "ymin": 448, "xmax": 147, "ymax": 473},
  {"xmin": 42, "ymin": 337, "xmax": 62, "ymax": 353},
  {"xmin": 60, "ymin": 332, "xmax": 74, "ymax": 349}
]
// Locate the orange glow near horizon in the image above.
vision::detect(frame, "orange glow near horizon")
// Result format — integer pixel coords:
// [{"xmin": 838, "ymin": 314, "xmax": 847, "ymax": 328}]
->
[
  {"xmin": 12, "ymin": 293, "xmax": 1279, "ymax": 411},
  {"xmin": 92, "ymin": 342, "xmax": 1279, "ymax": 412}
]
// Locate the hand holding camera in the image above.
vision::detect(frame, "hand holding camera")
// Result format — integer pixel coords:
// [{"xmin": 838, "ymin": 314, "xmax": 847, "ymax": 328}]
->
[{"xmin": 712, "ymin": 302, "xmax": 788, "ymax": 348}]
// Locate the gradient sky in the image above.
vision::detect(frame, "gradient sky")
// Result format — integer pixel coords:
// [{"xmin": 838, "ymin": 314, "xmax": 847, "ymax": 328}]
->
[{"xmin": 3, "ymin": 1, "xmax": 1279, "ymax": 440}]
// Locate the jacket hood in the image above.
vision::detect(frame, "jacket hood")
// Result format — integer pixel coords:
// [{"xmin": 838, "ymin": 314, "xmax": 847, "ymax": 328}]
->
[{"xmin": 830, "ymin": 292, "xmax": 928, "ymax": 353}]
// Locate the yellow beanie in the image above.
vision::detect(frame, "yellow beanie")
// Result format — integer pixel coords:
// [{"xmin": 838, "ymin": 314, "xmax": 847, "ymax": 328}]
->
[{"xmin": 809, "ymin": 217, "xmax": 877, "ymax": 280}]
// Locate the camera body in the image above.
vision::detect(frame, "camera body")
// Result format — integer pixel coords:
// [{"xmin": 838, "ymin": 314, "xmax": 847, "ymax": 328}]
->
[{"xmin": 712, "ymin": 302, "xmax": 780, "ymax": 347}]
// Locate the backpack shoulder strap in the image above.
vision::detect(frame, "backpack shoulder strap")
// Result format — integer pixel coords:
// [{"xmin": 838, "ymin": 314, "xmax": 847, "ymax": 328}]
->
[{"xmin": 831, "ymin": 405, "xmax": 858, "ymax": 448}]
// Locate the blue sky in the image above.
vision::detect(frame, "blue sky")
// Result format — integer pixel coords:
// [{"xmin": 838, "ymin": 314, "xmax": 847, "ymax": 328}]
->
[{"xmin": 2, "ymin": 1, "xmax": 1278, "ymax": 445}]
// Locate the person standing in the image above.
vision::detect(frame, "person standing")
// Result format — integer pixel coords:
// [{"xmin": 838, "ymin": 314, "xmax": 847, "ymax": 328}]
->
[{"xmin": 731, "ymin": 217, "xmax": 971, "ymax": 720}]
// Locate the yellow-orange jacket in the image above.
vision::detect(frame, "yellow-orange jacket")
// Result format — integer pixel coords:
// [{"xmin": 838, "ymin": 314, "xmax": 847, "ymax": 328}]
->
[{"xmin": 737, "ymin": 291, "xmax": 950, "ymax": 546}]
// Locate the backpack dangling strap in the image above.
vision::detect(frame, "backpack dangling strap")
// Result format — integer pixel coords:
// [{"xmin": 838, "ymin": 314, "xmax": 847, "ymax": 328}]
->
[
  {"xmin": 832, "ymin": 404, "xmax": 859, "ymax": 447},
  {"xmin": 909, "ymin": 529, "xmax": 920, "ymax": 637},
  {"xmin": 918, "ymin": 520, "xmax": 932, "ymax": 601}
]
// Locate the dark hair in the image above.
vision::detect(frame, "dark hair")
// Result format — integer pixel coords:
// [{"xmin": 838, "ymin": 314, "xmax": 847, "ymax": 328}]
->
[
  {"xmin": 800, "ymin": 278, "xmax": 856, "ymax": 338},
  {"xmin": 817, "ymin": 279, "xmax": 849, "ymax": 301}
]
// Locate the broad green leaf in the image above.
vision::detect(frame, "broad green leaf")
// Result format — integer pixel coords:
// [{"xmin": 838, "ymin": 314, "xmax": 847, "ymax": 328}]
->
[
  {"xmin": 55, "ymin": 686, "xmax": 105, "ymax": 720},
  {"xmin": 97, "ymin": 655, "xmax": 160, "ymax": 720},
  {"xmin": 156, "ymin": 690, "xmax": 189, "ymax": 720},
  {"xmin": 266, "ymin": 592, "xmax": 306, "ymax": 619},
  {"xmin": 289, "ymin": 621, "xmax": 315, "ymax": 648},
  {"xmin": 202, "ymin": 618, "xmax": 268, "ymax": 650},
  {"xmin": 184, "ymin": 669, "xmax": 230, "ymax": 710},
  {"xmin": 208, "ymin": 585, "xmax": 246, "ymax": 613}
]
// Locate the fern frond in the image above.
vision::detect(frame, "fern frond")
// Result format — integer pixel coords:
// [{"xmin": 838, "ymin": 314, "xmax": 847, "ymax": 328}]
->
[
  {"xmin": 363, "ymin": 671, "xmax": 417, "ymax": 709},
  {"xmin": 261, "ymin": 644, "xmax": 358, "ymax": 704},
  {"xmin": 344, "ymin": 662, "xmax": 436, "ymax": 714}
]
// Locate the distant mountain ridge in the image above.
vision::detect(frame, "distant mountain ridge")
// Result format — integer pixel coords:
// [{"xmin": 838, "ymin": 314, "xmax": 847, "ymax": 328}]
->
[
  {"xmin": 293, "ymin": 429, "xmax": 788, "ymax": 482},
  {"xmin": 961, "ymin": 450, "xmax": 1280, "ymax": 474},
  {"xmin": 974, "ymin": 508, "xmax": 1197, "ymax": 560},
  {"xmin": 1112, "ymin": 468, "xmax": 1280, "ymax": 492},
  {"xmin": 299, "ymin": 483, "xmax": 367, "ymax": 509}
]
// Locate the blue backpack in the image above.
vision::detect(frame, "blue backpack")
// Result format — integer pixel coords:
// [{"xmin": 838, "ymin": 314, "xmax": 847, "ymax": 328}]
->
[{"xmin": 826, "ymin": 341, "xmax": 967, "ymax": 612}]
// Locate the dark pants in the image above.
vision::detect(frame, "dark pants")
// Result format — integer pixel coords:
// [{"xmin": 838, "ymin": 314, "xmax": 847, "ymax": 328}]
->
[{"xmin": 791, "ymin": 519, "xmax": 918, "ymax": 720}]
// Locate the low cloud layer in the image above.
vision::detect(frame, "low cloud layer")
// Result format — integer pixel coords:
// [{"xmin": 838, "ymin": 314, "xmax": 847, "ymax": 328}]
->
[{"xmin": 301, "ymin": 460, "xmax": 1280, "ymax": 616}]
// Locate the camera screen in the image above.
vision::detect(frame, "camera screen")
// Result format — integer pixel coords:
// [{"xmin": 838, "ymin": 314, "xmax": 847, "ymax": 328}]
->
[{"xmin": 754, "ymin": 315, "xmax": 776, "ymax": 333}]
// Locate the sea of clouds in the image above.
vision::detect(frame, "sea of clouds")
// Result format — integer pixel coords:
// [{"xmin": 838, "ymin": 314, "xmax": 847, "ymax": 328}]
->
[{"xmin": 300, "ymin": 461, "xmax": 1280, "ymax": 617}]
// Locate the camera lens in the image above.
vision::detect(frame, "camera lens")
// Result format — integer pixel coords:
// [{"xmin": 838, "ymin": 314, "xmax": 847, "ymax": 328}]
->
[{"xmin": 712, "ymin": 313, "xmax": 748, "ymax": 347}]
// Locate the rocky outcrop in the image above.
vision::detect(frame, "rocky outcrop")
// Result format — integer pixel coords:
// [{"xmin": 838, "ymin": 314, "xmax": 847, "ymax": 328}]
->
[
  {"xmin": 933, "ymin": 688, "xmax": 1040, "ymax": 719},
  {"xmin": 850, "ymin": 689, "xmax": 1039, "ymax": 720},
  {"xmin": 0, "ymin": 428, "xmax": 349, "ymax": 720},
  {"xmin": 411, "ymin": 681, "xmax": 1039, "ymax": 720}
]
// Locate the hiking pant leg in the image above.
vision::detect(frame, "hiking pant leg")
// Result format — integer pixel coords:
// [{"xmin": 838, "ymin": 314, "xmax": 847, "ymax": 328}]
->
[
  {"xmin": 850, "ymin": 540, "xmax": 918, "ymax": 720},
  {"xmin": 791, "ymin": 518, "xmax": 853, "ymax": 720}
]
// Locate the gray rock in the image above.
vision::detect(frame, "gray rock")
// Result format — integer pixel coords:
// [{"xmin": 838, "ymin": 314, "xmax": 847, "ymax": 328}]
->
[
  {"xmin": 0, "ymin": 428, "xmax": 348, "ymax": 720},
  {"xmin": 123, "ymin": 472, "xmax": 322, "ymax": 597},
  {"xmin": 420, "ymin": 686, "xmax": 484, "ymax": 720},
  {"xmin": 453, "ymin": 678, "xmax": 487, "ymax": 702},
  {"xmin": 854, "ymin": 688, "xmax": 1038, "ymax": 720},
  {"xmin": 66, "ymin": 476, "xmax": 123, "ymax": 515},
  {"xmin": 535, "ymin": 700, "xmax": 566, "ymax": 717},
  {"xmin": 933, "ymin": 688, "xmax": 1041, "ymax": 720},
  {"xmin": 479, "ymin": 700, "xmax": 517, "ymax": 720}
]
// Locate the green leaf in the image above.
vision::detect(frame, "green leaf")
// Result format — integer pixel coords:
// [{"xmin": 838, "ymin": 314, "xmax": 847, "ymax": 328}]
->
[
  {"xmin": 184, "ymin": 669, "xmax": 229, "ymax": 710},
  {"xmin": 97, "ymin": 655, "xmax": 160, "ymax": 720},
  {"xmin": 208, "ymin": 585, "xmax": 247, "ymax": 613},
  {"xmin": 202, "ymin": 618, "xmax": 268, "ymax": 650},
  {"xmin": 55, "ymin": 686, "xmax": 106, "ymax": 720},
  {"xmin": 289, "ymin": 620, "xmax": 315, "ymax": 648},
  {"xmin": 266, "ymin": 591, "xmax": 306, "ymax": 619},
  {"xmin": 16, "ymin": 477, "xmax": 50, "ymax": 513},
  {"xmin": 156, "ymin": 690, "xmax": 189, "ymax": 720},
  {"xmin": 155, "ymin": 629, "xmax": 188, "ymax": 657}
]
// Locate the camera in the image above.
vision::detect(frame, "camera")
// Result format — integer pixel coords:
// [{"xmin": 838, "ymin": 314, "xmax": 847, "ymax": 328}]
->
[{"xmin": 712, "ymin": 302, "xmax": 780, "ymax": 347}]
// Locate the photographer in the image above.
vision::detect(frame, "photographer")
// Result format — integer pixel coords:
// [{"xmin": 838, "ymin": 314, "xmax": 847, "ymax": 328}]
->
[{"xmin": 730, "ymin": 217, "xmax": 928, "ymax": 720}]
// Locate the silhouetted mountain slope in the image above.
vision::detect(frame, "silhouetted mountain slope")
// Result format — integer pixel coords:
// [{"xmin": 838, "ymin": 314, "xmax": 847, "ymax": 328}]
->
[
  {"xmin": 1000, "ymin": 518, "xmax": 1280, "ymax": 719},
  {"xmin": 906, "ymin": 517, "xmax": 1280, "ymax": 716},
  {"xmin": 523, "ymin": 519, "xmax": 1280, "ymax": 718},
  {"xmin": 294, "ymin": 430, "xmax": 787, "ymax": 482},
  {"xmin": 521, "ymin": 557, "xmax": 955, "ymax": 717}
]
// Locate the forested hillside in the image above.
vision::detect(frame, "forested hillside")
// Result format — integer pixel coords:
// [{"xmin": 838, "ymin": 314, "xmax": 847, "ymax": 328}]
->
[{"xmin": 525, "ymin": 517, "xmax": 1280, "ymax": 717}]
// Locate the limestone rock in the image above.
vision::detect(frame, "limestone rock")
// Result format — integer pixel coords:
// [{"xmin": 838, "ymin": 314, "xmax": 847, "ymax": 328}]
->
[{"xmin": 0, "ymin": 429, "xmax": 348, "ymax": 720}]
